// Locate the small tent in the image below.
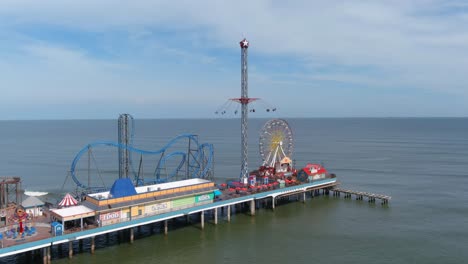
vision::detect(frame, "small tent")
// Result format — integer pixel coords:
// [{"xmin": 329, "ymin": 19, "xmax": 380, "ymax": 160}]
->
[{"xmin": 58, "ymin": 193, "xmax": 78, "ymax": 207}]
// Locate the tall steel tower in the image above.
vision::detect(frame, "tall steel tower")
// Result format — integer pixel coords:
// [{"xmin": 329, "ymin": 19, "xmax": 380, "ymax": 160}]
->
[
  {"xmin": 231, "ymin": 38, "xmax": 258, "ymax": 184},
  {"xmin": 118, "ymin": 113, "xmax": 134, "ymax": 179}
]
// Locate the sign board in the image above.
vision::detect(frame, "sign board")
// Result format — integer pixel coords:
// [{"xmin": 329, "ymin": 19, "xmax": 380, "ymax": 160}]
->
[
  {"xmin": 172, "ymin": 197, "xmax": 196, "ymax": 208},
  {"xmin": 145, "ymin": 202, "xmax": 171, "ymax": 215},
  {"xmin": 195, "ymin": 193, "xmax": 214, "ymax": 203},
  {"xmin": 100, "ymin": 211, "xmax": 121, "ymax": 225}
]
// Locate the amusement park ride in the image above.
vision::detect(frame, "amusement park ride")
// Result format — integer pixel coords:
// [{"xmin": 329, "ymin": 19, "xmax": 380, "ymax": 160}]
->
[
  {"xmin": 66, "ymin": 37, "xmax": 330, "ymax": 196},
  {"xmin": 218, "ymin": 38, "xmax": 332, "ymax": 189},
  {"xmin": 68, "ymin": 115, "xmax": 214, "ymax": 195}
]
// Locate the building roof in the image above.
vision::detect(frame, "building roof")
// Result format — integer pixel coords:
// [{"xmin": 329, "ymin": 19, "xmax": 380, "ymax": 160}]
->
[
  {"xmin": 50, "ymin": 205, "xmax": 95, "ymax": 221},
  {"xmin": 109, "ymin": 178, "xmax": 137, "ymax": 198},
  {"xmin": 22, "ymin": 196, "xmax": 45, "ymax": 208},
  {"xmin": 89, "ymin": 178, "xmax": 212, "ymax": 200},
  {"xmin": 58, "ymin": 193, "xmax": 78, "ymax": 207}
]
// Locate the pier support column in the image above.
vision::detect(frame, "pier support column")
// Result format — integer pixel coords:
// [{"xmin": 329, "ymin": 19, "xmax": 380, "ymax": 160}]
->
[
  {"xmin": 272, "ymin": 197, "xmax": 275, "ymax": 210},
  {"xmin": 214, "ymin": 208, "xmax": 218, "ymax": 225},
  {"xmin": 303, "ymin": 192, "xmax": 306, "ymax": 203},
  {"xmin": 250, "ymin": 200, "xmax": 255, "ymax": 216},
  {"xmin": 164, "ymin": 220, "xmax": 168, "ymax": 235},
  {"xmin": 130, "ymin": 228, "xmax": 134, "ymax": 244},
  {"xmin": 47, "ymin": 246, "xmax": 51, "ymax": 263},
  {"xmin": 43, "ymin": 247, "xmax": 47, "ymax": 264},
  {"xmin": 68, "ymin": 241, "xmax": 73, "ymax": 259},
  {"xmin": 201, "ymin": 211, "xmax": 205, "ymax": 230},
  {"xmin": 91, "ymin": 236, "xmax": 95, "ymax": 254},
  {"xmin": 227, "ymin": 206, "xmax": 231, "ymax": 222},
  {"xmin": 186, "ymin": 214, "xmax": 190, "ymax": 223}
]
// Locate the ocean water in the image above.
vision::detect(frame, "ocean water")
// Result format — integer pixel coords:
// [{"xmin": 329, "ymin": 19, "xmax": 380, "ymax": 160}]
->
[{"xmin": 0, "ymin": 118, "xmax": 467, "ymax": 263}]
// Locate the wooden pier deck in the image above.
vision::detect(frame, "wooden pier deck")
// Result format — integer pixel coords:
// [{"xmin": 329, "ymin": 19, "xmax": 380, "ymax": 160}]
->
[{"xmin": 331, "ymin": 187, "xmax": 391, "ymax": 204}]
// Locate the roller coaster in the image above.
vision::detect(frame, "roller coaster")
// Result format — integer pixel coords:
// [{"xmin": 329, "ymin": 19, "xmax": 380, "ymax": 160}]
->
[{"xmin": 68, "ymin": 120, "xmax": 214, "ymax": 193}]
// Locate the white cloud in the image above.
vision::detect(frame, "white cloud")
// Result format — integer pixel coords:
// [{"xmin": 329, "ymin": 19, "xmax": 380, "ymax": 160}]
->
[
  {"xmin": 0, "ymin": 0, "xmax": 467, "ymax": 117},
  {"xmin": 0, "ymin": 42, "xmax": 223, "ymax": 107}
]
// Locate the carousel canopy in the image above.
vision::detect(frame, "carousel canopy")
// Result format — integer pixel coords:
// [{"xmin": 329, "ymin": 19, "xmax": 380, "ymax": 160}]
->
[{"xmin": 59, "ymin": 193, "xmax": 78, "ymax": 207}]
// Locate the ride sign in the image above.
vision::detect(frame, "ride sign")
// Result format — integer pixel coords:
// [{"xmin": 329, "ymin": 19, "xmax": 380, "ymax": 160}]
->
[{"xmin": 195, "ymin": 193, "xmax": 214, "ymax": 203}]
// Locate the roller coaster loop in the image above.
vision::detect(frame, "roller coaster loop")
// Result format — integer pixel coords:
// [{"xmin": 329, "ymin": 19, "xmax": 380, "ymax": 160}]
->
[{"xmin": 70, "ymin": 134, "xmax": 214, "ymax": 190}]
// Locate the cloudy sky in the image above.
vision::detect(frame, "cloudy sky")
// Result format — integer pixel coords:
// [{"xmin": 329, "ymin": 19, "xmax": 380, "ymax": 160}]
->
[{"xmin": 0, "ymin": 0, "xmax": 467, "ymax": 119}]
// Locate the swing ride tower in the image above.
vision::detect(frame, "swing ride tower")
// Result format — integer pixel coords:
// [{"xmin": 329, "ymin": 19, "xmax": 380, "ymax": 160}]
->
[{"xmin": 230, "ymin": 38, "xmax": 258, "ymax": 184}]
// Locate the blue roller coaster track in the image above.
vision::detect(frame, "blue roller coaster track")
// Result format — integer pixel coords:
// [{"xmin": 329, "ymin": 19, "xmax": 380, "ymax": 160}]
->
[{"xmin": 70, "ymin": 133, "xmax": 214, "ymax": 190}]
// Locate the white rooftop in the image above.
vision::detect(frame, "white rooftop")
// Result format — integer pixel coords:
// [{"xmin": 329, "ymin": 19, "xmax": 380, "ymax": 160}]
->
[
  {"xmin": 22, "ymin": 196, "xmax": 45, "ymax": 208},
  {"xmin": 51, "ymin": 205, "xmax": 95, "ymax": 218},
  {"xmin": 88, "ymin": 178, "xmax": 212, "ymax": 200}
]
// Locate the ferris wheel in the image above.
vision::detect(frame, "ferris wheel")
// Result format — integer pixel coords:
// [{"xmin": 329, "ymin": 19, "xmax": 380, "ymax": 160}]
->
[{"xmin": 259, "ymin": 119, "xmax": 294, "ymax": 168}]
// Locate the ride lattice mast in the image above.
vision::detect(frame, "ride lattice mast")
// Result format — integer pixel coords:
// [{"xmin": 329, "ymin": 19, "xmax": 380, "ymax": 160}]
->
[
  {"xmin": 118, "ymin": 114, "xmax": 134, "ymax": 179},
  {"xmin": 231, "ymin": 38, "xmax": 258, "ymax": 184}
]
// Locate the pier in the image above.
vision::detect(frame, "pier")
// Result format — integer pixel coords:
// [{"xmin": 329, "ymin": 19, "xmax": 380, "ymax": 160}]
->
[
  {"xmin": 0, "ymin": 180, "xmax": 394, "ymax": 263},
  {"xmin": 331, "ymin": 187, "xmax": 391, "ymax": 204},
  {"xmin": 0, "ymin": 178, "xmax": 340, "ymax": 262}
]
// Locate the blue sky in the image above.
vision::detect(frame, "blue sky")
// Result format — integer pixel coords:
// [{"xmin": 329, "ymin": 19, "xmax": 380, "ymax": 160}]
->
[{"xmin": 0, "ymin": 0, "xmax": 467, "ymax": 119}]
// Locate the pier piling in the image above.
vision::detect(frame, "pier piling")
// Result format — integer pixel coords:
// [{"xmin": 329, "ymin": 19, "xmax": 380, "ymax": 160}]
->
[
  {"xmin": 42, "ymin": 247, "xmax": 47, "ymax": 264},
  {"xmin": 91, "ymin": 236, "xmax": 95, "ymax": 254},
  {"xmin": 164, "ymin": 220, "xmax": 168, "ymax": 235},
  {"xmin": 250, "ymin": 200, "xmax": 255, "ymax": 216},
  {"xmin": 227, "ymin": 205, "xmax": 231, "ymax": 222},
  {"xmin": 68, "ymin": 241, "xmax": 73, "ymax": 259},
  {"xmin": 130, "ymin": 228, "xmax": 134, "ymax": 243},
  {"xmin": 214, "ymin": 208, "xmax": 218, "ymax": 224},
  {"xmin": 201, "ymin": 211, "xmax": 205, "ymax": 229},
  {"xmin": 48, "ymin": 246, "xmax": 51, "ymax": 263}
]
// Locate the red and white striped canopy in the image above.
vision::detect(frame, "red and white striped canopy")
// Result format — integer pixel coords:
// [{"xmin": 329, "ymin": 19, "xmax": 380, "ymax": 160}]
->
[{"xmin": 58, "ymin": 193, "xmax": 78, "ymax": 207}]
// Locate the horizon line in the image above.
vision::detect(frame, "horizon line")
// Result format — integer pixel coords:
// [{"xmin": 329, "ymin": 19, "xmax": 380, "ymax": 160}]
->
[{"xmin": 1, "ymin": 116, "xmax": 467, "ymax": 122}]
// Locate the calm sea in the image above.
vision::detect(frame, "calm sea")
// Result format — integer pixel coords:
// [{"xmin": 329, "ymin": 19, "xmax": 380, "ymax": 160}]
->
[{"xmin": 0, "ymin": 118, "xmax": 467, "ymax": 263}]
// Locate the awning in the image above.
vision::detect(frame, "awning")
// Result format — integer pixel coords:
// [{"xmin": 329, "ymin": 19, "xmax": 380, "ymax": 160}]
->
[{"xmin": 50, "ymin": 205, "xmax": 95, "ymax": 222}]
